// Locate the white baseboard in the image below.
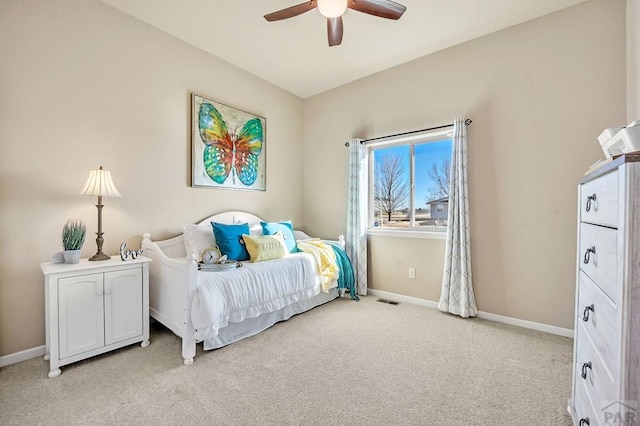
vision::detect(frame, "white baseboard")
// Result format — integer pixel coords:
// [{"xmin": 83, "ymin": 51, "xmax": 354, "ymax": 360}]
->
[
  {"xmin": 475, "ymin": 310, "xmax": 574, "ymax": 338},
  {"xmin": 368, "ymin": 289, "xmax": 440, "ymax": 309},
  {"xmin": 0, "ymin": 345, "xmax": 46, "ymax": 368},
  {"xmin": 367, "ymin": 289, "xmax": 574, "ymax": 338}
]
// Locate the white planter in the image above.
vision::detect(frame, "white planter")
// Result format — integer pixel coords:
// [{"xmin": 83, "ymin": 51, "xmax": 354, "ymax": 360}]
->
[{"xmin": 63, "ymin": 250, "xmax": 81, "ymax": 264}]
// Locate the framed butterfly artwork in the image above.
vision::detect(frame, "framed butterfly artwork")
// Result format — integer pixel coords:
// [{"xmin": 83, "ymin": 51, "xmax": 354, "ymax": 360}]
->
[{"xmin": 191, "ymin": 93, "xmax": 266, "ymax": 191}]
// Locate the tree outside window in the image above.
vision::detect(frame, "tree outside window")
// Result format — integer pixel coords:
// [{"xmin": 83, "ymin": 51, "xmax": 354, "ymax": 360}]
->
[{"xmin": 374, "ymin": 153, "xmax": 410, "ymax": 223}]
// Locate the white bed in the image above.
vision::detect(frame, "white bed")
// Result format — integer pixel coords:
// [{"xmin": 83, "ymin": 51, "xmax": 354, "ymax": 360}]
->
[{"xmin": 141, "ymin": 211, "xmax": 345, "ymax": 365}]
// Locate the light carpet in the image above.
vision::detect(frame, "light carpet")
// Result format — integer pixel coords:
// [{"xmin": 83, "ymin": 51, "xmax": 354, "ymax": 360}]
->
[{"xmin": 0, "ymin": 296, "xmax": 574, "ymax": 425}]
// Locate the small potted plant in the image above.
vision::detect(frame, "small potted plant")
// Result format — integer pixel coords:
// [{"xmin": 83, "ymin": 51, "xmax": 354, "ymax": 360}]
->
[{"xmin": 62, "ymin": 220, "xmax": 86, "ymax": 264}]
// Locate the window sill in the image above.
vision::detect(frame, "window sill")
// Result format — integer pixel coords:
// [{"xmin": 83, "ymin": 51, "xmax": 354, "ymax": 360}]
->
[{"xmin": 367, "ymin": 228, "xmax": 447, "ymax": 240}]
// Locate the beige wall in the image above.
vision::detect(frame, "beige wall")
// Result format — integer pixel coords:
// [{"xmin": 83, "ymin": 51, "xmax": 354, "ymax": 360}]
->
[
  {"xmin": 368, "ymin": 237, "xmax": 446, "ymax": 302},
  {"xmin": 0, "ymin": 0, "xmax": 629, "ymax": 358},
  {"xmin": 302, "ymin": 0, "xmax": 626, "ymax": 329},
  {"xmin": 0, "ymin": 0, "xmax": 303, "ymax": 356},
  {"xmin": 629, "ymin": 0, "xmax": 640, "ymax": 121}
]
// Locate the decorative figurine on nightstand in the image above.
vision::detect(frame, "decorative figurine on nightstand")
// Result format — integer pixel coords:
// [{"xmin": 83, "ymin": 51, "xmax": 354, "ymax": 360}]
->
[{"xmin": 119, "ymin": 242, "xmax": 143, "ymax": 261}]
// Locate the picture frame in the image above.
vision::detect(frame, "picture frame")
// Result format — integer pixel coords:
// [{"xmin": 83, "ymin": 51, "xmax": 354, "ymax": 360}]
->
[{"xmin": 191, "ymin": 93, "xmax": 266, "ymax": 191}]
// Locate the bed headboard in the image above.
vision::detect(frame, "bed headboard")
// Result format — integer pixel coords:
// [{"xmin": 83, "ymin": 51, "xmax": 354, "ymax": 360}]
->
[
  {"xmin": 142, "ymin": 211, "xmax": 343, "ymax": 258},
  {"xmin": 196, "ymin": 211, "xmax": 264, "ymax": 226},
  {"xmin": 196, "ymin": 211, "xmax": 318, "ymax": 242}
]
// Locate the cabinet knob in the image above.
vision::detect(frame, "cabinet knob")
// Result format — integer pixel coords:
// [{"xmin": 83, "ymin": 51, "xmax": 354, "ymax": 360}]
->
[
  {"xmin": 579, "ymin": 417, "xmax": 590, "ymax": 425},
  {"xmin": 583, "ymin": 246, "xmax": 596, "ymax": 264},
  {"xmin": 585, "ymin": 193, "xmax": 596, "ymax": 212},
  {"xmin": 97, "ymin": 288, "xmax": 103, "ymax": 296},
  {"xmin": 581, "ymin": 361, "xmax": 592, "ymax": 379},
  {"xmin": 582, "ymin": 304, "xmax": 595, "ymax": 322}
]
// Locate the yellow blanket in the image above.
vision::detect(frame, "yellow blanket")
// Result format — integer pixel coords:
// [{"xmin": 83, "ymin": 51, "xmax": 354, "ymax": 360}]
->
[{"xmin": 297, "ymin": 239, "xmax": 339, "ymax": 292}]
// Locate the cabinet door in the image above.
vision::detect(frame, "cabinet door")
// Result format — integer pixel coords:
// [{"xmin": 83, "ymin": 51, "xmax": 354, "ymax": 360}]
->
[
  {"xmin": 58, "ymin": 273, "xmax": 105, "ymax": 359},
  {"xmin": 104, "ymin": 268, "xmax": 142, "ymax": 345}
]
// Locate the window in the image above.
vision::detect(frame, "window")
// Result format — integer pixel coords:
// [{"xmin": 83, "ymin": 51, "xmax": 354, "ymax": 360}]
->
[{"xmin": 368, "ymin": 128, "xmax": 452, "ymax": 234}]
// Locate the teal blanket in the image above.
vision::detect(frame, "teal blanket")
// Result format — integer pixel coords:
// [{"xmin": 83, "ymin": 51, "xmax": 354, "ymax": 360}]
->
[{"xmin": 329, "ymin": 244, "xmax": 359, "ymax": 301}]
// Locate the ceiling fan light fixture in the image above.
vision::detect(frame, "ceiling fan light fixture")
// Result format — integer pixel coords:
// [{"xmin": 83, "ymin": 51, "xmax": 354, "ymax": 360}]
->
[{"xmin": 317, "ymin": 0, "xmax": 347, "ymax": 18}]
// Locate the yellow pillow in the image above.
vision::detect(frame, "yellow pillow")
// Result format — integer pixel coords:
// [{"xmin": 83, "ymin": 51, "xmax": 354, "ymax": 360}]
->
[{"xmin": 241, "ymin": 232, "xmax": 288, "ymax": 263}]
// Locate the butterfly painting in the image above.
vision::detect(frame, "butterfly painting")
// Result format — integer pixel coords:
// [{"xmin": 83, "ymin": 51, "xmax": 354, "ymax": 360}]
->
[{"xmin": 192, "ymin": 94, "xmax": 266, "ymax": 190}]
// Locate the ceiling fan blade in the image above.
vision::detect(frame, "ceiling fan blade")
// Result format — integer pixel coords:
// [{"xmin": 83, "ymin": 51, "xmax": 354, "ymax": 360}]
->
[
  {"xmin": 347, "ymin": 0, "xmax": 406, "ymax": 20},
  {"xmin": 327, "ymin": 16, "xmax": 344, "ymax": 47},
  {"xmin": 264, "ymin": 1, "xmax": 317, "ymax": 22}
]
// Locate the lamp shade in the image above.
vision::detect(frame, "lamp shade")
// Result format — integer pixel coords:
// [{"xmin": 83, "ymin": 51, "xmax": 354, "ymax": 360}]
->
[
  {"xmin": 80, "ymin": 166, "xmax": 122, "ymax": 197},
  {"xmin": 318, "ymin": 0, "xmax": 347, "ymax": 18}
]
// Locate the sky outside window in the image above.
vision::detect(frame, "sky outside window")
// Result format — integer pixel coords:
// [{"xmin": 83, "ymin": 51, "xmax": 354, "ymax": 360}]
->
[{"xmin": 374, "ymin": 139, "xmax": 452, "ymax": 209}]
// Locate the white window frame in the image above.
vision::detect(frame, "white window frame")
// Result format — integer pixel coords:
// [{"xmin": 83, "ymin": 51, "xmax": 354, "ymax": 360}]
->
[{"xmin": 367, "ymin": 128, "xmax": 452, "ymax": 240}]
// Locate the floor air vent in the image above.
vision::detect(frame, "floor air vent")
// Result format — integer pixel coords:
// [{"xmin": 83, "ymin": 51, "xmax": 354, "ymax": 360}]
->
[{"xmin": 376, "ymin": 298, "xmax": 400, "ymax": 306}]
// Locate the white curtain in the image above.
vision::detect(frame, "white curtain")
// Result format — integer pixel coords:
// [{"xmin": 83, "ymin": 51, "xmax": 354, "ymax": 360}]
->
[
  {"xmin": 346, "ymin": 138, "xmax": 368, "ymax": 295},
  {"xmin": 438, "ymin": 119, "xmax": 478, "ymax": 317}
]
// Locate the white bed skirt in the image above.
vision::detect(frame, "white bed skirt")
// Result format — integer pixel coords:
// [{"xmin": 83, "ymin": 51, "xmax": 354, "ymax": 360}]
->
[{"xmin": 203, "ymin": 288, "xmax": 338, "ymax": 349}]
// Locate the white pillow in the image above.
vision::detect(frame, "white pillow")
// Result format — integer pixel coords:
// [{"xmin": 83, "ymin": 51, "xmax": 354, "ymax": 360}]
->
[
  {"xmin": 293, "ymin": 230, "xmax": 313, "ymax": 241},
  {"xmin": 183, "ymin": 223, "xmax": 216, "ymax": 262},
  {"xmin": 249, "ymin": 223, "xmax": 263, "ymax": 236},
  {"xmin": 232, "ymin": 219, "xmax": 262, "ymax": 236}
]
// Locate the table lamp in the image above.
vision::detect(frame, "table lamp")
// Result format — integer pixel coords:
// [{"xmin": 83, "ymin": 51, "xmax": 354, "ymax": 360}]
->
[{"xmin": 80, "ymin": 166, "xmax": 122, "ymax": 261}]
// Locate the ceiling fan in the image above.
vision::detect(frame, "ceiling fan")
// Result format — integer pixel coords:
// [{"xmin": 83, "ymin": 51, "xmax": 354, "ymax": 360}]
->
[{"xmin": 264, "ymin": 0, "xmax": 407, "ymax": 47}]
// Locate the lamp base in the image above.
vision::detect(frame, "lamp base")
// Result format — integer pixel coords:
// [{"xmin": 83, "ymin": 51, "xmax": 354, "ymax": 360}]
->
[{"xmin": 89, "ymin": 252, "xmax": 111, "ymax": 261}]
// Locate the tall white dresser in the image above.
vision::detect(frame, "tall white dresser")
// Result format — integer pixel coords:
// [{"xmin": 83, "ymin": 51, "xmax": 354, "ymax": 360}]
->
[{"xmin": 569, "ymin": 153, "xmax": 640, "ymax": 425}]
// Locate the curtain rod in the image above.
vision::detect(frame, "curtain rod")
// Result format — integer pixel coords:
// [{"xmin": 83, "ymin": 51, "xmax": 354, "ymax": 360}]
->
[{"xmin": 344, "ymin": 118, "xmax": 472, "ymax": 146}]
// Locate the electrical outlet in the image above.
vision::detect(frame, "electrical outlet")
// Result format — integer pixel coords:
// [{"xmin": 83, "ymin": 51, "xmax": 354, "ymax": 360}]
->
[{"xmin": 408, "ymin": 268, "xmax": 416, "ymax": 279}]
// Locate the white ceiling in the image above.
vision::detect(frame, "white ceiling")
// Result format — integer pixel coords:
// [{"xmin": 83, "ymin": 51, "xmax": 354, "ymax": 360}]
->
[{"xmin": 101, "ymin": 0, "xmax": 586, "ymax": 98}]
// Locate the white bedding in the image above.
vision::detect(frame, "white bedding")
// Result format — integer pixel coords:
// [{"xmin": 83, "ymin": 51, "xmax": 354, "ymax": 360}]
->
[{"xmin": 191, "ymin": 252, "xmax": 330, "ymax": 344}]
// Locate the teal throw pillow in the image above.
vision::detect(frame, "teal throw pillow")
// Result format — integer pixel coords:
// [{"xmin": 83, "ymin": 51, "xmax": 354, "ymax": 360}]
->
[
  {"xmin": 261, "ymin": 221, "xmax": 298, "ymax": 253},
  {"xmin": 211, "ymin": 222, "xmax": 250, "ymax": 261}
]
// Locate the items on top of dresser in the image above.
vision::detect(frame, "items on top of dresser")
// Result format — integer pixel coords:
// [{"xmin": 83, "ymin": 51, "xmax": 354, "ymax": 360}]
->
[{"xmin": 597, "ymin": 120, "xmax": 640, "ymax": 159}]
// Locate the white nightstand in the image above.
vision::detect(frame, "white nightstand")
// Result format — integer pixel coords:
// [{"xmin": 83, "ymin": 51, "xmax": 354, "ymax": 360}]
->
[{"xmin": 41, "ymin": 256, "xmax": 151, "ymax": 378}]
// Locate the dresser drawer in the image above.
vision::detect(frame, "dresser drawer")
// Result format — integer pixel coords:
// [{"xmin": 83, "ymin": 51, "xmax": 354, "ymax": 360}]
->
[
  {"xmin": 574, "ymin": 377, "xmax": 600, "ymax": 426},
  {"xmin": 575, "ymin": 323, "xmax": 616, "ymax": 414},
  {"xmin": 577, "ymin": 271, "xmax": 620, "ymax": 376},
  {"xmin": 579, "ymin": 223, "xmax": 618, "ymax": 304},
  {"xmin": 580, "ymin": 169, "xmax": 618, "ymax": 228}
]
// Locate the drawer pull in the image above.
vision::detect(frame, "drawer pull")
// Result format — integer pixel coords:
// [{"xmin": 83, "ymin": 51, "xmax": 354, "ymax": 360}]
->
[
  {"xmin": 581, "ymin": 361, "xmax": 592, "ymax": 379},
  {"xmin": 579, "ymin": 418, "xmax": 590, "ymax": 426},
  {"xmin": 583, "ymin": 246, "xmax": 596, "ymax": 264},
  {"xmin": 585, "ymin": 193, "xmax": 596, "ymax": 212},
  {"xmin": 582, "ymin": 304, "xmax": 595, "ymax": 322}
]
